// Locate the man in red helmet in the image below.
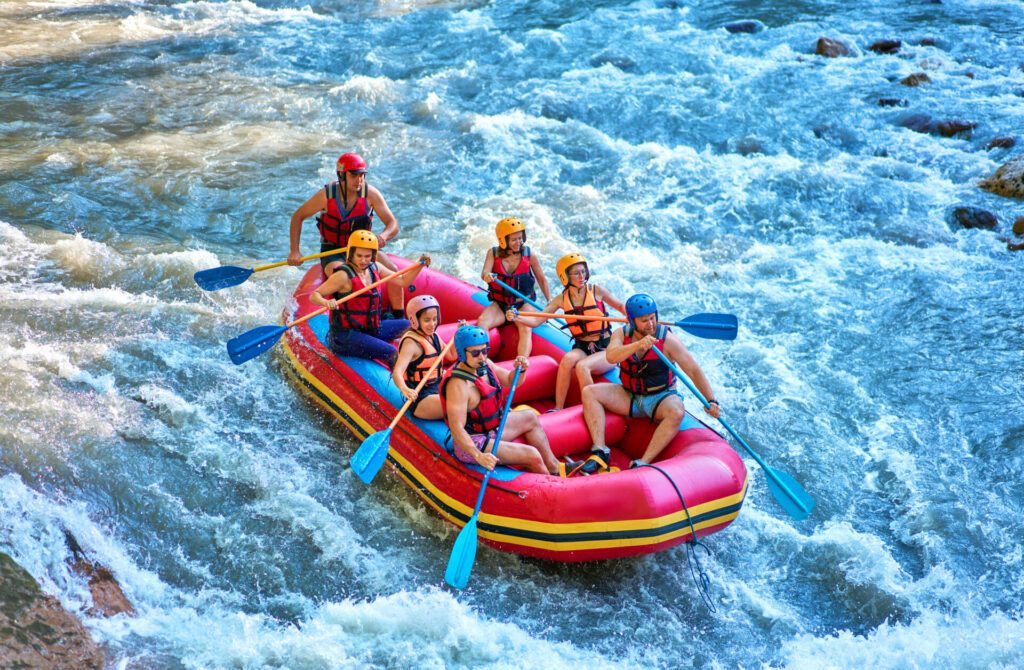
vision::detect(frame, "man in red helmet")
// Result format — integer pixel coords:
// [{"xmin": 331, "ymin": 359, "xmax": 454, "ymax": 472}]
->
[{"xmin": 287, "ymin": 152, "xmax": 403, "ymax": 313}]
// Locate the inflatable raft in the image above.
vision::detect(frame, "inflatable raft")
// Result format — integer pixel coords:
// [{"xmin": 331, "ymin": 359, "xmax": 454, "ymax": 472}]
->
[{"xmin": 280, "ymin": 255, "xmax": 747, "ymax": 562}]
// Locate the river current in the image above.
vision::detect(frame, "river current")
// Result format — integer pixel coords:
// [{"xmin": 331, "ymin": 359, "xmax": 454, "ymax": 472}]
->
[{"xmin": 1, "ymin": 1, "xmax": 1022, "ymax": 668}]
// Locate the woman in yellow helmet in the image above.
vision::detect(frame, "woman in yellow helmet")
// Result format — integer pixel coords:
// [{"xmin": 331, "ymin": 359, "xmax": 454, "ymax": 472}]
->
[
  {"xmin": 539, "ymin": 252, "xmax": 625, "ymax": 411},
  {"xmin": 477, "ymin": 217, "xmax": 552, "ymax": 359},
  {"xmin": 310, "ymin": 230, "xmax": 428, "ymax": 365}
]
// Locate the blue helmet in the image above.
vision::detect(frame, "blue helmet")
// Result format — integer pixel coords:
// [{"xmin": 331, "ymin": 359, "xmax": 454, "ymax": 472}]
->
[
  {"xmin": 454, "ymin": 325, "xmax": 489, "ymax": 362},
  {"xmin": 625, "ymin": 294, "xmax": 658, "ymax": 325}
]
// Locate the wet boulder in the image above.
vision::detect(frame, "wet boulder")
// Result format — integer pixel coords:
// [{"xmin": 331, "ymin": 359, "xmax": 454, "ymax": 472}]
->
[
  {"xmin": 878, "ymin": 98, "xmax": 907, "ymax": 107},
  {"xmin": 901, "ymin": 72, "xmax": 932, "ymax": 86},
  {"xmin": 65, "ymin": 531, "xmax": 134, "ymax": 618},
  {"xmin": 949, "ymin": 207, "xmax": 998, "ymax": 230},
  {"xmin": 0, "ymin": 553, "xmax": 104, "ymax": 670},
  {"xmin": 725, "ymin": 20, "xmax": 765, "ymax": 34},
  {"xmin": 987, "ymin": 136, "xmax": 1016, "ymax": 150},
  {"xmin": 897, "ymin": 113, "xmax": 934, "ymax": 133},
  {"xmin": 979, "ymin": 155, "xmax": 1024, "ymax": 199},
  {"xmin": 815, "ymin": 37, "xmax": 851, "ymax": 58},
  {"xmin": 869, "ymin": 39, "xmax": 902, "ymax": 54},
  {"xmin": 918, "ymin": 37, "xmax": 940, "ymax": 47},
  {"xmin": 934, "ymin": 120, "xmax": 977, "ymax": 137},
  {"xmin": 1014, "ymin": 216, "xmax": 1024, "ymax": 236}
]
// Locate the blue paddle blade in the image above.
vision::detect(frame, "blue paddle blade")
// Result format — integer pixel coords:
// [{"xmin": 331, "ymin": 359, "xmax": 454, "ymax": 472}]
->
[
  {"xmin": 227, "ymin": 324, "xmax": 287, "ymax": 365},
  {"xmin": 351, "ymin": 428, "xmax": 392, "ymax": 485},
  {"xmin": 194, "ymin": 265, "xmax": 254, "ymax": 291},
  {"xmin": 444, "ymin": 516, "xmax": 479, "ymax": 589},
  {"xmin": 676, "ymin": 313, "xmax": 738, "ymax": 341},
  {"xmin": 764, "ymin": 467, "xmax": 816, "ymax": 521}
]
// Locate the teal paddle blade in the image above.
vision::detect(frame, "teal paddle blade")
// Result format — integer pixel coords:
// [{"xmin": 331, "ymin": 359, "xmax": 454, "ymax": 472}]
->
[
  {"xmin": 227, "ymin": 324, "xmax": 286, "ymax": 365},
  {"xmin": 194, "ymin": 265, "xmax": 254, "ymax": 291},
  {"xmin": 351, "ymin": 428, "xmax": 391, "ymax": 485},
  {"xmin": 445, "ymin": 516, "xmax": 479, "ymax": 590},
  {"xmin": 764, "ymin": 467, "xmax": 816, "ymax": 521},
  {"xmin": 676, "ymin": 313, "xmax": 738, "ymax": 341}
]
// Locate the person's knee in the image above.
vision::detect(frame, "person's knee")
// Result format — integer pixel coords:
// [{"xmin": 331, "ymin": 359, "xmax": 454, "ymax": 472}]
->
[
  {"xmin": 526, "ymin": 448, "xmax": 544, "ymax": 472},
  {"xmin": 575, "ymin": 364, "xmax": 592, "ymax": 383},
  {"xmin": 663, "ymin": 402, "xmax": 685, "ymax": 423}
]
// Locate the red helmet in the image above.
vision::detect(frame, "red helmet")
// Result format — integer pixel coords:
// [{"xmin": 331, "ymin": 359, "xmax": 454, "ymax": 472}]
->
[{"xmin": 337, "ymin": 153, "xmax": 367, "ymax": 174}]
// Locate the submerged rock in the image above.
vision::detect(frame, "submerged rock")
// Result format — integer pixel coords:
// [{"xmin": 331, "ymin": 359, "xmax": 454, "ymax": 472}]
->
[
  {"xmin": 950, "ymin": 207, "xmax": 998, "ymax": 230},
  {"xmin": 987, "ymin": 136, "xmax": 1016, "ymax": 150},
  {"xmin": 878, "ymin": 98, "xmax": 908, "ymax": 107},
  {"xmin": 724, "ymin": 20, "xmax": 765, "ymax": 34},
  {"xmin": 869, "ymin": 39, "xmax": 901, "ymax": 54},
  {"xmin": 934, "ymin": 120, "xmax": 977, "ymax": 137},
  {"xmin": 65, "ymin": 531, "xmax": 134, "ymax": 618},
  {"xmin": 815, "ymin": 37, "xmax": 851, "ymax": 58},
  {"xmin": 1014, "ymin": 216, "xmax": 1024, "ymax": 236},
  {"xmin": 979, "ymin": 155, "xmax": 1024, "ymax": 199},
  {"xmin": 900, "ymin": 72, "xmax": 931, "ymax": 87},
  {"xmin": 0, "ymin": 553, "xmax": 104, "ymax": 670}
]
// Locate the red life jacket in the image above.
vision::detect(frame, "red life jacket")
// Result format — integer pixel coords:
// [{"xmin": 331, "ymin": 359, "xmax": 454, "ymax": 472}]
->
[
  {"xmin": 620, "ymin": 325, "xmax": 675, "ymax": 395},
  {"xmin": 316, "ymin": 181, "xmax": 374, "ymax": 247},
  {"xmin": 561, "ymin": 284, "xmax": 610, "ymax": 340},
  {"xmin": 440, "ymin": 364, "xmax": 504, "ymax": 434},
  {"xmin": 487, "ymin": 246, "xmax": 536, "ymax": 307},
  {"xmin": 399, "ymin": 330, "xmax": 443, "ymax": 385},
  {"xmin": 330, "ymin": 263, "xmax": 382, "ymax": 333}
]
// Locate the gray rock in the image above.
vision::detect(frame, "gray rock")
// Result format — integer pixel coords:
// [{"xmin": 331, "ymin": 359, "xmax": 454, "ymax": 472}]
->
[{"xmin": 950, "ymin": 207, "xmax": 998, "ymax": 230}]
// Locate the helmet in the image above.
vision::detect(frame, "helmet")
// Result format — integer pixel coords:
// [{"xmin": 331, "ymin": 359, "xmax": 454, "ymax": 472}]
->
[
  {"xmin": 337, "ymin": 152, "xmax": 367, "ymax": 174},
  {"xmin": 345, "ymin": 229, "xmax": 378, "ymax": 262},
  {"xmin": 625, "ymin": 294, "xmax": 658, "ymax": 325},
  {"xmin": 556, "ymin": 252, "xmax": 589, "ymax": 286},
  {"xmin": 454, "ymin": 325, "xmax": 489, "ymax": 363},
  {"xmin": 406, "ymin": 294, "xmax": 441, "ymax": 330},
  {"xmin": 495, "ymin": 217, "xmax": 526, "ymax": 249}
]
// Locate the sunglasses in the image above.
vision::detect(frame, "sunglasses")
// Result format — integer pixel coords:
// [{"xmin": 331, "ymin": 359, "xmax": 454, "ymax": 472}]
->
[{"xmin": 465, "ymin": 346, "xmax": 489, "ymax": 358}]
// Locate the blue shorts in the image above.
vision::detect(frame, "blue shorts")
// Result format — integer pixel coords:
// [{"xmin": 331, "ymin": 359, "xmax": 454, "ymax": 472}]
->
[{"xmin": 628, "ymin": 389, "xmax": 682, "ymax": 419}]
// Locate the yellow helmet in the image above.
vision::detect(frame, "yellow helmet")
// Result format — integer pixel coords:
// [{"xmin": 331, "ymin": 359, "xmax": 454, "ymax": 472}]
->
[
  {"xmin": 556, "ymin": 252, "xmax": 589, "ymax": 286},
  {"xmin": 345, "ymin": 229, "xmax": 378, "ymax": 261},
  {"xmin": 495, "ymin": 217, "xmax": 526, "ymax": 249}
]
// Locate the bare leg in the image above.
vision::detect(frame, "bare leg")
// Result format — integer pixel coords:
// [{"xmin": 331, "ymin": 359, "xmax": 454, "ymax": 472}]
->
[
  {"xmin": 387, "ymin": 282, "xmax": 405, "ymax": 314},
  {"xmin": 515, "ymin": 321, "xmax": 533, "ymax": 358},
  {"xmin": 476, "ymin": 302, "xmax": 506, "ymax": 332},
  {"xmin": 502, "ymin": 410, "xmax": 559, "ymax": 474},
  {"xmin": 640, "ymin": 396, "xmax": 686, "ymax": 463},
  {"xmin": 412, "ymin": 395, "xmax": 444, "ymax": 420},
  {"xmin": 581, "ymin": 383, "xmax": 632, "ymax": 449},
  {"xmin": 576, "ymin": 350, "xmax": 615, "ymax": 391},
  {"xmin": 554, "ymin": 348, "xmax": 586, "ymax": 409},
  {"xmin": 489, "ymin": 440, "xmax": 546, "ymax": 474}
]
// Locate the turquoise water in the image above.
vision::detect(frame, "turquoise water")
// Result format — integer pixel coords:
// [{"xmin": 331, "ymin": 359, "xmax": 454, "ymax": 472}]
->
[{"xmin": 2, "ymin": 1, "xmax": 1023, "ymax": 667}]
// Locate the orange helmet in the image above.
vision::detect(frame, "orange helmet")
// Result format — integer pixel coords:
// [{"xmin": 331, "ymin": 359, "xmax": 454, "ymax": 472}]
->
[
  {"xmin": 495, "ymin": 217, "xmax": 526, "ymax": 249},
  {"xmin": 345, "ymin": 229, "xmax": 378, "ymax": 261},
  {"xmin": 556, "ymin": 252, "xmax": 589, "ymax": 286}
]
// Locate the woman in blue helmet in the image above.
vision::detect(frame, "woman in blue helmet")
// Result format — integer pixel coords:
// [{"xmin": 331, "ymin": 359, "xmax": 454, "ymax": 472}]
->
[
  {"xmin": 580, "ymin": 294, "xmax": 721, "ymax": 471},
  {"xmin": 440, "ymin": 325, "xmax": 569, "ymax": 476}
]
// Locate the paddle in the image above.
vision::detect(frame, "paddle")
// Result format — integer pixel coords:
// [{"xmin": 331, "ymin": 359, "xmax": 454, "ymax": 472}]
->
[
  {"xmin": 445, "ymin": 365, "xmax": 523, "ymax": 590},
  {"xmin": 226, "ymin": 262, "xmax": 420, "ymax": 365},
  {"xmin": 518, "ymin": 311, "xmax": 738, "ymax": 341},
  {"xmin": 351, "ymin": 337, "xmax": 458, "ymax": 484},
  {"xmin": 194, "ymin": 248, "xmax": 345, "ymax": 291},
  {"xmin": 650, "ymin": 346, "xmax": 815, "ymax": 520},
  {"xmin": 487, "ymin": 275, "xmax": 569, "ymax": 329}
]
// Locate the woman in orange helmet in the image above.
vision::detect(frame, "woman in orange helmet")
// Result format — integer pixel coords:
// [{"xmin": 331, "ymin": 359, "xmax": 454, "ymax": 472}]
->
[
  {"xmin": 477, "ymin": 217, "xmax": 551, "ymax": 359},
  {"xmin": 540, "ymin": 252, "xmax": 625, "ymax": 411}
]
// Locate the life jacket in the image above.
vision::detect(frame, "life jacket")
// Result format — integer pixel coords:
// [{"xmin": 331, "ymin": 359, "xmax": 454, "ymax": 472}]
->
[
  {"xmin": 487, "ymin": 246, "xmax": 536, "ymax": 306},
  {"xmin": 440, "ymin": 364, "xmax": 504, "ymax": 434},
  {"xmin": 561, "ymin": 284, "xmax": 610, "ymax": 340},
  {"xmin": 330, "ymin": 263, "xmax": 382, "ymax": 333},
  {"xmin": 620, "ymin": 325, "xmax": 675, "ymax": 395},
  {"xmin": 316, "ymin": 181, "xmax": 374, "ymax": 247},
  {"xmin": 399, "ymin": 330, "xmax": 443, "ymax": 385}
]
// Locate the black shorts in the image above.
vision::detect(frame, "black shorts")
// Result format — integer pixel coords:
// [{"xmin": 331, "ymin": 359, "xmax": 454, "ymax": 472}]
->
[
  {"xmin": 572, "ymin": 335, "xmax": 610, "ymax": 355},
  {"xmin": 319, "ymin": 242, "xmax": 346, "ymax": 270}
]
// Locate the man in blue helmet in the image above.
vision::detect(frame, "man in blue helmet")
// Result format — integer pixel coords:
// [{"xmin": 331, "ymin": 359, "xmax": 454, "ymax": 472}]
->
[
  {"xmin": 580, "ymin": 294, "xmax": 721, "ymax": 471},
  {"xmin": 440, "ymin": 325, "xmax": 568, "ymax": 476}
]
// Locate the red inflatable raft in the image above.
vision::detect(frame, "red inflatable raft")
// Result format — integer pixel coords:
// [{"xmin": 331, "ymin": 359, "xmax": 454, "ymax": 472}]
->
[{"xmin": 280, "ymin": 256, "xmax": 747, "ymax": 562}]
